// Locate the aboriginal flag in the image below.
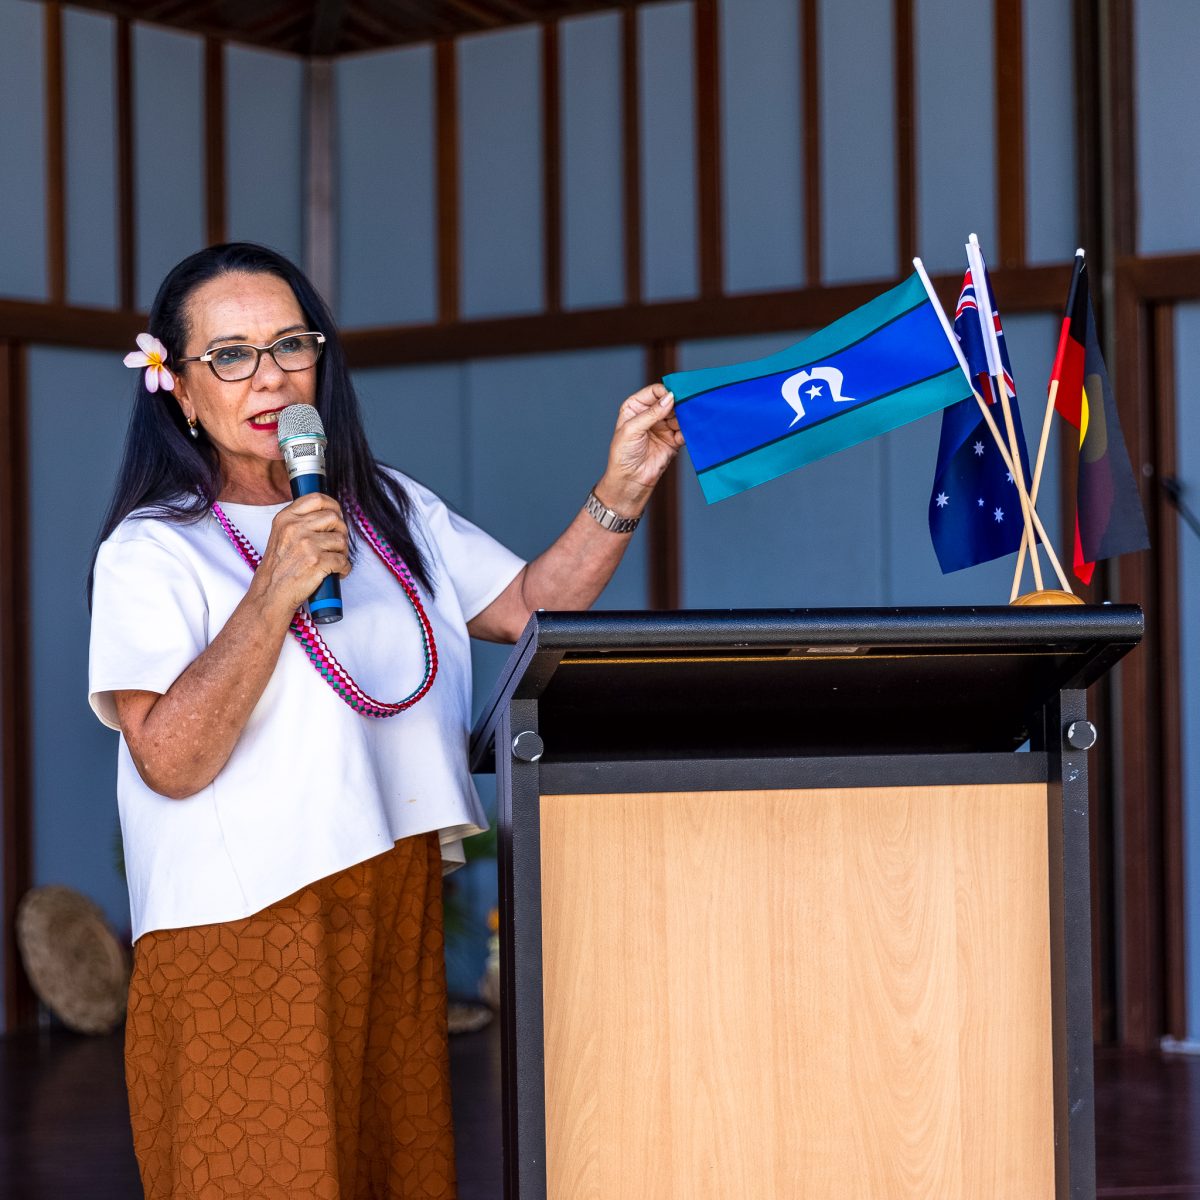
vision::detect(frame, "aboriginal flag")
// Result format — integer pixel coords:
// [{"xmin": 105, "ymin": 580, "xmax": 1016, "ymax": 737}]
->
[{"xmin": 1052, "ymin": 256, "xmax": 1149, "ymax": 584}]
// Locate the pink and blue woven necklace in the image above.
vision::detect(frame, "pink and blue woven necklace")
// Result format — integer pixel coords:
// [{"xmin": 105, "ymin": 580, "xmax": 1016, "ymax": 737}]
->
[{"xmin": 212, "ymin": 500, "xmax": 438, "ymax": 718}]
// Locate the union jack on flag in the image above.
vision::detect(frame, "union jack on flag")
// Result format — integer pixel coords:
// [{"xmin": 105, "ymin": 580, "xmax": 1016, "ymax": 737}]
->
[{"xmin": 953, "ymin": 269, "xmax": 1015, "ymax": 402}]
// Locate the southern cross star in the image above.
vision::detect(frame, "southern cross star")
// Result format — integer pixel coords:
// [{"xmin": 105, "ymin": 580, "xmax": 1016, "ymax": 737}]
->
[
  {"xmin": 935, "ymin": 492, "xmax": 949, "ymax": 508},
  {"xmin": 973, "ymin": 441, "xmax": 985, "ymax": 456},
  {"xmin": 993, "ymin": 507, "xmax": 1005, "ymax": 522}
]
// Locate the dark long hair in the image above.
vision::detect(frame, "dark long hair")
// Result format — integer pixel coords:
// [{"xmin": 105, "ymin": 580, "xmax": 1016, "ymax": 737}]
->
[{"xmin": 89, "ymin": 242, "xmax": 433, "ymax": 600}]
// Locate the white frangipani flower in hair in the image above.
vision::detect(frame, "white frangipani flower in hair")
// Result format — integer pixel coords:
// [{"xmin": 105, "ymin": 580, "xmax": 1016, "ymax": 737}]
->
[{"xmin": 123, "ymin": 333, "xmax": 175, "ymax": 393}]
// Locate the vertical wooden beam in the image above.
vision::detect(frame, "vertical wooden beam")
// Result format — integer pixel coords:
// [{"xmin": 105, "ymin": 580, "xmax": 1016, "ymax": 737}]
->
[
  {"xmin": 646, "ymin": 340, "xmax": 680, "ymax": 610},
  {"xmin": 0, "ymin": 342, "xmax": 34, "ymax": 1032},
  {"xmin": 1070, "ymin": 3, "xmax": 1115, "ymax": 1044},
  {"xmin": 1151, "ymin": 303, "xmax": 1186, "ymax": 1042},
  {"xmin": 1112, "ymin": 285, "xmax": 1162, "ymax": 1053},
  {"xmin": 542, "ymin": 20, "xmax": 562, "ymax": 314},
  {"xmin": 44, "ymin": 2, "xmax": 66, "ymax": 304},
  {"xmin": 994, "ymin": 0, "xmax": 1027, "ymax": 268},
  {"xmin": 801, "ymin": 0, "xmax": 821, "ymax": 286},
  {"xmin": 894, "ymin": 0, "xmax": 916, "ymax": 272},
  {"xmin": 304, "ymin": 58, "xmax": 337, "ymax": 303},
  {"xmin": 436, "ymin": 38, "xmax": 460, "ymax": 324},
  {"xmin": 204, "ymin": 37, "xmax": 227, "ymax": 247},
  {"xmin": 622, "ymin": 5, "xmax": 642, "ymax": 306},
  {"xmin": 693, "ymin": 0, "xmax": 723, "ymax": 297},
  {"xmin": 116, "ymin": 16, "xmax": 136, "ymax": 312},
  {"xmin": 1107, "ymin": 0, "xmax": 1165, "ymax": 1053},
  {"xmin": 1072, "ymin": 0, "xmax": 1104, "ymax": 268}
]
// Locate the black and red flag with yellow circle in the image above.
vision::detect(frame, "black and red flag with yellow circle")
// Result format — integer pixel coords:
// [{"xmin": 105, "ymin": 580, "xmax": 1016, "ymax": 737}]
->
[{"xmin": 1050, "ymin": 255, "xmax": 1149, "ymax": 584}]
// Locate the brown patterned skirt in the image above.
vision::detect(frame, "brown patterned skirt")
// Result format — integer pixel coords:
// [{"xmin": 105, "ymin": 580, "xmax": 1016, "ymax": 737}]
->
[{"xmin": 125, "ymin": 833, "xmax": 456, "ymax": 1200}]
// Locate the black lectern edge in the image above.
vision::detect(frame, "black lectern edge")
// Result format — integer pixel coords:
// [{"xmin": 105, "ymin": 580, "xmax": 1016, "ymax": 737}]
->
[{"xmin": 468, "ymin": 605, "xmax": 1144, "ymax": 775}]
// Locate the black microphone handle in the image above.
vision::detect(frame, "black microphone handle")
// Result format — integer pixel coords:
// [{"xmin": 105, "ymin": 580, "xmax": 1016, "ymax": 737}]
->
[{"xmin": 290, "ymin": 471, "xmax": 343, "ymax": 624}]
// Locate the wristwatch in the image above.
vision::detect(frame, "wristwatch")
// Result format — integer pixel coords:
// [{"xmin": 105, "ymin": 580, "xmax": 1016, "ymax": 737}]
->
[{"xmin": 585, "ymin": 489, "xmax": 641, "ymax": 534}]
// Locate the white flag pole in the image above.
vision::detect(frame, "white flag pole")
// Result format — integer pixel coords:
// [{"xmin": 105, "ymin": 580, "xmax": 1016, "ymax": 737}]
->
[
  {"xmin": 913, "ymin": 257, "xmax": 1071, "ymax": 592},
  {"xmin": 966, "ymin": 234, "xmax": 1043, "ymax": 594}
]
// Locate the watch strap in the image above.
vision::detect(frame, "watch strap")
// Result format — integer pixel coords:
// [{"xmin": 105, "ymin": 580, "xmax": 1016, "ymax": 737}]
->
[{"xmin": 585, "ymin": 489, "xmax": 641, "ymax": 534}]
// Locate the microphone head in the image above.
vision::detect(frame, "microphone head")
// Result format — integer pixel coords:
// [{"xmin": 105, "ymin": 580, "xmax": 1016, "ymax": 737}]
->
[
  {"xmin": 277, "ymin": 403, "xmax": 326, "ymax": 446},
  {"xmin": 277, "ymin": 404, "xmax": 328, "ymax": 484}
]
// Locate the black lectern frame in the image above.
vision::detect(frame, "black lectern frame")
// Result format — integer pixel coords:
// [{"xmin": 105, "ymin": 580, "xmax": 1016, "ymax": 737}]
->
[{"xmin": 469, "ymin": 606, "xmax": 1144, "ymax": 1200}]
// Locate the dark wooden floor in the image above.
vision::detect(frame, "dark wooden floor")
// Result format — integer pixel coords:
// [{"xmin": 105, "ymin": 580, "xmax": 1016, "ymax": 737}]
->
[{"xmin": 1, "ymin": 1023, "xmax": 1198, "ymax": 1197}]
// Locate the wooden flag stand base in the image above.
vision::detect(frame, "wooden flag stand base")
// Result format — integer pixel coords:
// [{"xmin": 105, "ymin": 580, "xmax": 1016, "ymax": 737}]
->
[{"xmin": 1011, "ymin": 589, "xmax": 1086, "ymax": 606}]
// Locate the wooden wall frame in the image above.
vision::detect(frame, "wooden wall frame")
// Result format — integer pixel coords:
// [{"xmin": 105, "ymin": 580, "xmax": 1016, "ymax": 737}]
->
[
  {"xmin": 0, "ymin": 342, "xmax": 34, "ymax": 1031},
  {"xmin": 1, "ymin": 0, "xmax": 1194, "ymax": 1053}
]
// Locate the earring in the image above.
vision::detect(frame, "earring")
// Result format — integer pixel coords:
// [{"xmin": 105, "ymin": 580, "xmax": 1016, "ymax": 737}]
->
[{"xmin": 187, "ymin": 417, "xmax": 199, "ymax": 440}]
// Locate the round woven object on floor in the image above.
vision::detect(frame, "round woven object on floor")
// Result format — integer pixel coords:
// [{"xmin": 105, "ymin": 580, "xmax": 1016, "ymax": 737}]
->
[{"xmin": 16, "ymin": 886, "xmax": 129, "ymax": 1034}]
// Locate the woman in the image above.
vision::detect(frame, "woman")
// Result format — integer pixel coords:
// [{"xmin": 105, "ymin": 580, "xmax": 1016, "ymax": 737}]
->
[{"xmin": 88, "ymin": 242, "xmax": 681, "ymax": 1199}]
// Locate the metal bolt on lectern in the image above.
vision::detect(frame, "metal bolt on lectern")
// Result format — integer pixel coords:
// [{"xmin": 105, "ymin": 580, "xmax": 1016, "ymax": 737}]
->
[
  {"xmin": 1065, "ymin": 720, "xmax": 1098, "ymax": 751},
  {"xmin": 512, "ymin": 731, "xmax": 544, "ymax": 763}
]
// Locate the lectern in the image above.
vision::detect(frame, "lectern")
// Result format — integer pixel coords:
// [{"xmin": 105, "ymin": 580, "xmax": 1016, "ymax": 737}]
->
[{"xmin": 469, "ymin": 607, "xmax": 1143, "ymax": 1200}]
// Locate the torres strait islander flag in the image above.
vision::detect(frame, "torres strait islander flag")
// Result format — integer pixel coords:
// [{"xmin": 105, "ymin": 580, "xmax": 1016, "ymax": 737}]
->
[
  {"xmin": 663, "ymin": 273, "xmax": 975, "ymax": 504},
  {"xmin": 1052, "ymin": 255, "xmax": 1149, "ymax": 584}
]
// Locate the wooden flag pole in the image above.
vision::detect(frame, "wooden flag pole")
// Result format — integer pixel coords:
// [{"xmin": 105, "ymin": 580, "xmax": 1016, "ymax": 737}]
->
[
  {"xmin": 914, "ymin": 257, "xmax": 1072, "ymax": 593},
  {"xmin": 1012, "ymin": 250, "xmax": 1085, "ymax": 598},
  {"xmin": 1011, "ymin": 378, "xmax": 1065, "ymax": 599},
  {"xmin": 966, "ymin": 235, "xmax": 1043, "ymax": 593}
]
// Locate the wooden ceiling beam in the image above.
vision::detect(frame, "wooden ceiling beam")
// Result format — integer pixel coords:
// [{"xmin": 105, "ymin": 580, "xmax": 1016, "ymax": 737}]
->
[
  {"xmin": 310, "ymin": 0, "xmax": 347, "ymax": 56},
  {"xmin": 30, "ymin": 0, "xmax": 671, "ymax": 54}
]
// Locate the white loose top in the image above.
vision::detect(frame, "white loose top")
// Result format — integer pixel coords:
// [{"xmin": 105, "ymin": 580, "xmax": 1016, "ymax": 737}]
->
[{"xmin": 88, "ymin": 472, "xmax": 524, "ymax": 941}]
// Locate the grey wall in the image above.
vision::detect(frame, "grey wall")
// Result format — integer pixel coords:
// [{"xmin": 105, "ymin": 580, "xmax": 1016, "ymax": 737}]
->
[
  {"xmin": 0, "ymin": 1, "xmax": 48, "ymax": 300},
  {"xmin": 225, "ymin": 44, "xmax": 305, "ymax": 263},
  {"xmin": 27, "ymin": 348, "xmax": 130, "ymax": 936}
]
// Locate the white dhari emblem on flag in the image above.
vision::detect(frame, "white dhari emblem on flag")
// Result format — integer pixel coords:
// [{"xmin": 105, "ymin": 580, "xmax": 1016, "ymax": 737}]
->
[{"xmin": 781, "ymin": 365, "xmax": 857, "ymax": 427}]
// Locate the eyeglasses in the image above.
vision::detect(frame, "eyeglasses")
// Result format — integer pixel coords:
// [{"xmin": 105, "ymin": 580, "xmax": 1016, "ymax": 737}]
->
[{"xmin": 178, "ymin": 332, "xmax": 326, "ymax": 382}]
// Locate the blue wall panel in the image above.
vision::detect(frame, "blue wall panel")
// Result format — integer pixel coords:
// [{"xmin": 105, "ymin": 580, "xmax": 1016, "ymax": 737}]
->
[
  {"xmin": 353, "ymin": 363, "xmax": 470, "ymax": 514},
  {"xmin": 560, "ymin": 12, "xmax": 625, "ymax": 310},
  {"xmin": 718, "ymin": 0, "xmax": 804, "ymax": 293},
  {"xmin": 134, "ymin": 23, "xmax": 204, "ymax": 309},
  {"xmin": 463, "ymin": 346, "xmax": 648, "ymax": 721},
  {"xmin": 1023, "ymin": 0, "xmax": 1077, "ymax": 264},
  {"xmin": 1135, "ymin": 0, "xmax": 1200, "ymax": 254},
  {"xmin": 28, "ymin": 347, "xmax": 132, "ymax": 937},
  {"xmin": 362, "ymin": 351, "xmax": 650, "ymax": 711},
  {"xmin": 914, "ymin": 0, "xmax": 996, "ymax": 272},
  {"xmin": 1175, "ymin": 304, "xmax": 1200, "ymax": 1039},
  {"xmin": 677, "ymin": 331, "xmax": 887, "ymax": 608},
  {"xmin": 0, "ymin": 0, "xmax": 47, "ymax": 300},
  {"xmin": 819, "ymin": 0, "xmax": 897, "ymax": 283},
  {"xmin": 459, "ymin": 27, "xmax": 544, "ymax": 318},
  {"xmin": 225, "ymin": 44, "xmax": 305, "ymax": 265},
  {"xmin": 462, "ymin": 347, "xmax": 647, "ymax": 600},
  {"xmin": 336, "ymin": 45, "xmax": 437, "ymax": 327},
  {"xmin": 639, "ymin": 1, "xmax": 698, "ymax": 302},
  {"xmin": 64, "ymin": 8, "xmax": 119, "ymax": 308}
]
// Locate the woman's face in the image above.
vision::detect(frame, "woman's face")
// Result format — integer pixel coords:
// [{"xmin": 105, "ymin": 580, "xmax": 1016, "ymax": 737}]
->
[{"xmin": 173, "ymin": 271, "xmax": 318, "ymax": 474}]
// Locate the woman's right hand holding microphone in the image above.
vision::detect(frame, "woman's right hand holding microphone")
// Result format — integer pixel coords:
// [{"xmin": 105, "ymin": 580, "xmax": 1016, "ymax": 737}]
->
[{"xmin": 248, "ymin": 493, "xmax": 352, "ymax": 627}]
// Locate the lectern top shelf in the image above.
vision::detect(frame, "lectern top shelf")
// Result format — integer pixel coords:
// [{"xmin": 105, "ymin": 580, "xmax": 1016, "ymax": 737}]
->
[{"xmin": 468, "ymin": 605, "xmax": 1143, "ymax": 771}]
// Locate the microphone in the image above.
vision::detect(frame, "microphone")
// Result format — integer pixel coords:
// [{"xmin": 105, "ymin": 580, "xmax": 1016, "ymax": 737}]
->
[{"xmin": 277, "ymin": 403, "xmax": 342, "ymax": 624}]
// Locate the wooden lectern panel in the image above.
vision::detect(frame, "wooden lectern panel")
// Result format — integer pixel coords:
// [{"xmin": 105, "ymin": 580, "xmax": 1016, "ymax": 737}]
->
[{"xmin": 539, "ymin": 785, "xmax": 1054, "ymax": 1200}]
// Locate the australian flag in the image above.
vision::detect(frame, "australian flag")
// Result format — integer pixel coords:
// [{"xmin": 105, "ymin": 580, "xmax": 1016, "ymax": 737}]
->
[{"xmin": 928, "ymin": 268, "xmax": 1034, "ymax": 573}]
